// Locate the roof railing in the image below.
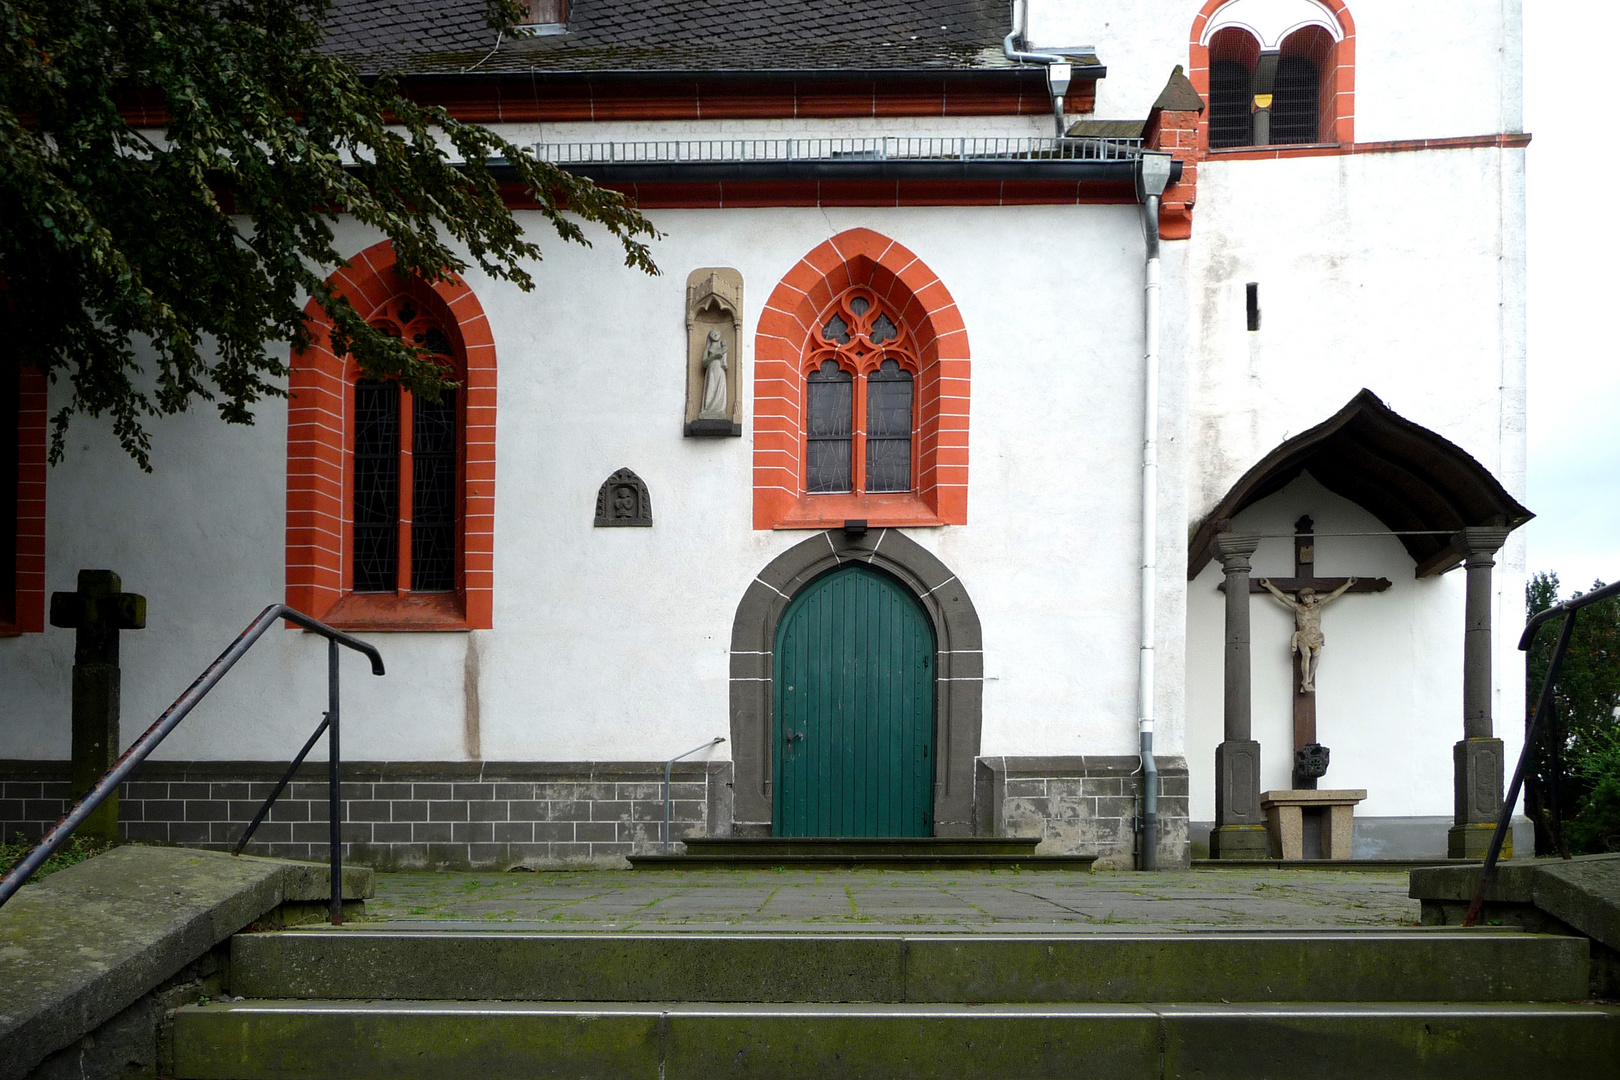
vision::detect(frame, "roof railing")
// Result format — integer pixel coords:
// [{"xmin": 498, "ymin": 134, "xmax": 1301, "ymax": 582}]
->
[{"xmin": 532, "ymin": 135, "xmax": 1145, "ymax": 165}]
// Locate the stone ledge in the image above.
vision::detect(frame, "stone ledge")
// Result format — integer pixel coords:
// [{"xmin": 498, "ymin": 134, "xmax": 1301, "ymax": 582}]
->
[
  {"xmin": 1409, "ymin": 852, "xmax": 1620, "ymax": 955},
  {"xmin": 0, "ymin": 845, "xmax": 372, "ymax": 1080}
]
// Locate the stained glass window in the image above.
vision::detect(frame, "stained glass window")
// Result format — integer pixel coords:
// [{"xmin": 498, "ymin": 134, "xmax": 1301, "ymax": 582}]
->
[
  {"xmin": 804, "ymin": 290, "xmax": 919, "ymax": 498},
  {"xmin": 411, "ymin": 389, "xmax": 457, "ymax": 591},
  {"xmin": 865, "ymin": 360, "xmax": 913, "ymax": 493},
  {"xmin": 352, "ymin": 379, "xmax": 400, "ymax": 592},
  {"xmin": 806, "ymin": 360, "xmax": 853, "ymax": 493}
]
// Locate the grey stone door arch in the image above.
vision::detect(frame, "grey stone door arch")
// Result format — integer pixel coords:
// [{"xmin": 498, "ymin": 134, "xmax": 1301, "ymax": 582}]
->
[{"xmin": 729, "ymin": 529, "xmax": 983, "ymax": 835}]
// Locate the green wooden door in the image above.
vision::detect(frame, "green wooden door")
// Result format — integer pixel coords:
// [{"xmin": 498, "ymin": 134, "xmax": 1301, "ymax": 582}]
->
[{"xmin": 773, "ymin": 564, "xmax": 936, "ymax": 837}]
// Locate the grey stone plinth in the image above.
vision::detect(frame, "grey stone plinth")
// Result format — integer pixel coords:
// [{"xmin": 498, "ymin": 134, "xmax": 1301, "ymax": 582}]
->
[
  {"xmin": 1453, "ymin": 738, "xmax": 1505, "ymax": 823},
  {"xmin": 1214, "ymin": 740, "xmax": 1262, "ymax": 827},
  {"xmin": 1261, "ymin": 789, "xmax": 1366, "ymax": 860},
  {"xmin": 1209, "ymin": 824, "xmax": 1271, "ymax": 859}
]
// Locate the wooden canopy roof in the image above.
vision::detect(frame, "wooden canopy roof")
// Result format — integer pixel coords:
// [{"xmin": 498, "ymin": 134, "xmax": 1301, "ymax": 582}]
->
[{"xmin": 1187, "ymin": 389, "xmax": 1533, "ymax": 580}]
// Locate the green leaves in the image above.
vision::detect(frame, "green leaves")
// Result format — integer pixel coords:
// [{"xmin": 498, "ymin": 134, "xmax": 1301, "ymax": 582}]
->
[
  {"xmin": 1, "ymin": 0, "xmax": 659, "ymax": 468},
  {"xmin": 1525, "ymin": 572, "xmax": 1620, "ymax": 854}
]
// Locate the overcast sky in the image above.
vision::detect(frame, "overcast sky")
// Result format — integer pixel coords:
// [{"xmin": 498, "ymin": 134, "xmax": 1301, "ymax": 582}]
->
[{"xmin": 1522, "ymin": 5, "xmax": 1620, "ymax": 595}]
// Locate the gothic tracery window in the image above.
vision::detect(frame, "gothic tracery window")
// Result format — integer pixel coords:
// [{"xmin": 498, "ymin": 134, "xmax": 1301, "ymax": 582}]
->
[
  {"xmin": 804, "ymin": 289, "xmax": 917, "ymax": 496},
  {"xmin": 350, "ymin": 298, "xmax": 461, "ymax": 595}
]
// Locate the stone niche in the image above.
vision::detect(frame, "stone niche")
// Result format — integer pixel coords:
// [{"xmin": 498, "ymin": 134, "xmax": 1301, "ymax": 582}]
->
[{"xmin": 684, "ymin": 267, "xmax": 743, "ymax": 436}]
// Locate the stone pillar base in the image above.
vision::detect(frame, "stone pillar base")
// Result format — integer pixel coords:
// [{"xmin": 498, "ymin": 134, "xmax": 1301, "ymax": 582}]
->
[
  {"xmin": 1448, "ymin": 822, "xmax": 1511, "ymax": 859},
  {"xmin": 1209, "ymin": 824, "xmax": 1270, "ymax": 859},
  {"xmin": 1453, "ymin": 738, "xmax": 1506, "ymax": 825}
]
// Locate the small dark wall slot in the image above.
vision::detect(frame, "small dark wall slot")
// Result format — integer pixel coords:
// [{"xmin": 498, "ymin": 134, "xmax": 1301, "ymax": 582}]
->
[{"xmin": 1246, "ymin": 282, "xmax": 1261, "ymax": 331}]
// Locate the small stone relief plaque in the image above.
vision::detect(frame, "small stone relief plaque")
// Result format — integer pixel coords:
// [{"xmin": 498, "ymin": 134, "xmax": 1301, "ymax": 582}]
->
[
  {"xmin": 684, "ymin": 267, "xmax": 743, "ymax": 437},
  {"xmin": 595, "ymin": 468, "xmax": 653, "ymax": 527}
]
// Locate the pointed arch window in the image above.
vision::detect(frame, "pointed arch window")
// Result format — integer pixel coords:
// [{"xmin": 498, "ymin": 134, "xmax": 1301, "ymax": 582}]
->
[
  {"xmin": 349, "ymin": 300, "xmax": 461, "ymax": 597},
  {"xmin": 804, "ymin": 290, "xmax": 918, "ymax": 497},
  {"xmin": 286, "ymin": 240, "xmax": 496, "ymax": 632}
]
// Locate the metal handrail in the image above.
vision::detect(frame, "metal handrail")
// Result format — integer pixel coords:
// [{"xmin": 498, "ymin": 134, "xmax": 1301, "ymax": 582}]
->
[
  {"xmin": 0, "ymin": 604, "xmax": 384, "ymax": 923},
  {"xmin": 663, "ymin": 737, "xmax": 725, "ymax": 854},
  {"xmin": 1463, "ymin": 578, "xmax": 1620, "ymax": 925}
]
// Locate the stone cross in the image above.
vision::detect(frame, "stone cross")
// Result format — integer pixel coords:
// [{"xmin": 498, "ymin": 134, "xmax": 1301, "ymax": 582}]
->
[
  {"xmin": 50, "ymin": 570, "xmax": 146, "ymax": 842},
  {"xmin": 1249, "ymin": 517, "xmax": 1389, "ymax": 788}
]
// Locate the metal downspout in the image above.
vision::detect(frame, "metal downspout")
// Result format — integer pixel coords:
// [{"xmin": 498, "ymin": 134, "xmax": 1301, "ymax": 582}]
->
[
  {"xmin": 1003, "ymin": 0, "xmax": 1085, "ymax": 137},
  {"xmin": 1135, "ymin": 154, "xmax": 1173, "ymax": 870}
]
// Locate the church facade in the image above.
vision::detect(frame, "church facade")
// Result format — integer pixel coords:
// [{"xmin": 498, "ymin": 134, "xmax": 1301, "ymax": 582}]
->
[{"xmin": 0, "ymin": 0, "xmax": 1531, "ymax": 869}]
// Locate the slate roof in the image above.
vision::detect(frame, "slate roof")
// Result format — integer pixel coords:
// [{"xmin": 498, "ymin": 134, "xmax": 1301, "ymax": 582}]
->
[{"xmin": 321, "ymin": 0, "xmax": 1085, "ymax": 76}]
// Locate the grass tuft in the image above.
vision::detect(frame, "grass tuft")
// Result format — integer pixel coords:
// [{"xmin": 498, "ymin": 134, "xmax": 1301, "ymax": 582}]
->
[{"xmin": 0, "ymin": 832, "xmax": 122, "ymax": 881}]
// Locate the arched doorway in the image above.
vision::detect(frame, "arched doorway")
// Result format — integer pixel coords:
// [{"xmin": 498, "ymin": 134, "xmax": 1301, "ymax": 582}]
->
[
  {"xmin": 729, "ymin": 528, "xmax": 983, "ymax": 836},
  {"xmin": 773, "ymin": 564, "xmax": 936, "ymax": 837}
]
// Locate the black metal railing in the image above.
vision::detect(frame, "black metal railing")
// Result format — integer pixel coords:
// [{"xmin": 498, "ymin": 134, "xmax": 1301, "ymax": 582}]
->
[
  {"xmin": 0, "ymin": 604, "xmax": 384, "ymax": 923},
  {"xmin": 1464, "ymin": 578, "xmax": 1620, "ymax": 925}
]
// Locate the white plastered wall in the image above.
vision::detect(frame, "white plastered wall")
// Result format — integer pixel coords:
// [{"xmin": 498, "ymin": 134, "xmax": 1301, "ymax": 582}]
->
[
  {"xmin": 0, "ymin": 203, "xmax": 1188, "ymax": 769},
  {"xmin": 1027, "ymin": 0, "xmax": 1522, "ymax": 142},
  {"xmin": 1176, "ymin": 142, "xmax": 1529, "ymax": 819}
]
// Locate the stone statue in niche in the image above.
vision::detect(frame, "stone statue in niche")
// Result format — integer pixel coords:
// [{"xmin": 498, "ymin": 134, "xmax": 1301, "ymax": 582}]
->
[
  {"xmin": 594, "ymin": 468, "xmax": 652, "ymax": 527},
  {"xmin": 685, "ymin": 267, "xmax": 743, "ymax": 436},
  {"xmin": 1258, "ymin": 577, "xmax": 1357, "ymax": 693},
  {"xmin": 698, "ymin": 330, "xmax": 729, "ymax": 420}
]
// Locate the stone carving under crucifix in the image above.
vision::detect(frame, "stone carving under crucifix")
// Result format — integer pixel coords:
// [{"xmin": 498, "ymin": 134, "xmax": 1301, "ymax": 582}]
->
[
  {"xmin": 594, "ymin": 468, "xmax": 652, "ymax": 527},
  {"xmin": 1251, "ymin": 516, "xmax": 1391, "ymax": 788}
]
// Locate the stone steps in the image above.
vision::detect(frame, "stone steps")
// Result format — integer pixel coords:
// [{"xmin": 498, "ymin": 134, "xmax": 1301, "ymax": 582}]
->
[
  {"xmin": 228, "ymin": 929, "xmax": 1591, "ymax": 1004},
  {"xmin": 680, "ymin": 837, "xmax": 1044, "ymax": 856},
  {"xmin": 169, "ymin": 999, "xmax": 1620, "ymax": 1079},
  {"xmin": 164, "ymin": 922, "xmax": 1620, "ymax": 1078},
  {"xmin": 630, "ymin": 836, "xmax": 1087, "ymax": 870},
  {"xmin": 628, "ymin": 852, "xmax": 1098, "ymax": 870}
]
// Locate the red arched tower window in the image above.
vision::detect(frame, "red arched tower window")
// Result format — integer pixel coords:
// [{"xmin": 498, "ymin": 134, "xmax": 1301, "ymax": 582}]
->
[
  {"xmin": 1191, "ymin": 0, "xmax": 1355, "ymax": 151},
  {"xmin": 754, "ymin": 228, "xmax": 969, "ymax": 531},
  {"xmin": 287, "ymin": 242, "xmax": 495, "ymax": 631}
]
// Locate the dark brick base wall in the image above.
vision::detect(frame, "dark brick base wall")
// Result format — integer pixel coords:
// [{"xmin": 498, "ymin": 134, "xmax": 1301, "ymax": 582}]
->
[
  {"xmin": 5, "ymin": 754, "xmax": 1189, "ymax": 871},
  {"xmin": 0, "ymin": 760, "xmax": 733, "ymax": 870},
  {"xmin": 974, "ymin": 755, "xmax": 1191, "ymax": 870}
]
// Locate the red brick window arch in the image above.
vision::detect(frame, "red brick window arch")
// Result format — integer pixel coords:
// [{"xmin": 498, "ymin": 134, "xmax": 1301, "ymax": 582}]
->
[
  {"xmin": 1191, "ymin": 0, "xmax": 1355, "ymax": 150},
  {"xmin": 286, "ymin": 241, "xmax": 495, "ymax": 630},
  {"xmin": 0, "ymin": 359, "xmax": 46, "ymax": 635},
  {"xmin": 754, "ymin": 228, "xmax": 968, "ymax": 530}
]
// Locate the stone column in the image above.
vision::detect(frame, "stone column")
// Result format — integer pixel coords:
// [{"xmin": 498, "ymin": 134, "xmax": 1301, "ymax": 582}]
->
[
  {"xmin": 1211, "ymin": 534, "xmax": 1269, "ymax": 859},
  {"xmin": 1449, "ymin": 527, "xmax": 1512, "ymax": 858}
]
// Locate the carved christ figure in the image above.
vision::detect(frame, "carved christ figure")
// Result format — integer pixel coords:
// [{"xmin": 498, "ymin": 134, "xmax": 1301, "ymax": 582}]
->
[
  {"xmin": 698, "ymin": 329, "xmax": 729, "ymax": 420},
  {"xmin": 1258, "ymin": 577, "xmax": 1356, "ymax": 694}
]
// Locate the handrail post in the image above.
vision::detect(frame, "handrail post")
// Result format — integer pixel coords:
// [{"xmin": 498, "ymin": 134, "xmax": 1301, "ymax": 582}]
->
[
  {"xmin": 328, "ymin": 638, "xmax": 343, "ymax": 925},
  {"xmin": 662, "ymin": 737, "xmax": 725, "ymax": 854},
  {"xmin": 1464, "ymin": 607, "xmax": 1580, "ymax": 925}
]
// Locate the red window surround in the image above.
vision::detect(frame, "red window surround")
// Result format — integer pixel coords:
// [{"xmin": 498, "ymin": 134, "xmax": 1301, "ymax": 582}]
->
[
  {"xmin": 1189, "ymin": 0, "xmax": 1356, "ymax": 151},
  {"xmin": 286, "ymin": 241, "xmax": 495, "ymax": 631},
  {"xmin": 754, "ymin": 228, "xmax": 969, "ymax": 530},
  {"xmin": 1, "ymin": 360, "xmax": 47, "ymax": 635}
]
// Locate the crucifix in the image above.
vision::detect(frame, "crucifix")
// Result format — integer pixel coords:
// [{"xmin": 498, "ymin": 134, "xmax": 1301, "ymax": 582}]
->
[
  {"xmin": 1252, "ymin": 516, "xmax": 1389, "ymax": 788},
  {"xmin": 50, "ymin": 569, "xmax": 146, "ymax": 842}
]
